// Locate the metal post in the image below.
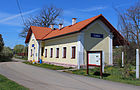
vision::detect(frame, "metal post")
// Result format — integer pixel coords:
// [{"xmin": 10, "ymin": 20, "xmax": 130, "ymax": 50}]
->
[
  {"xmin": 122, "ymin": 52, "xmax": 124, "ymax": 67},
  {"xmin": 136, "ymin": 49, "xmax": 139, "ymax": 79}
]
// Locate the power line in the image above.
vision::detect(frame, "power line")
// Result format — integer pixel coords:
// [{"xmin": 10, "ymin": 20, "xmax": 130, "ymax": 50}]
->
[{"xmin": 16, "ymin": 0, "xmax": 25, "ymax": 24}]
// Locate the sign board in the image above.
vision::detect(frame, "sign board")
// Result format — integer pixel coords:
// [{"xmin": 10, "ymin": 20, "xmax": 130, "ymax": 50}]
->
[
  {"xmin": 89, "ymin": 53, "xmax": 101, "ymax": 66},
  {"xmin": 87, "ymin": 51, "xmax": 103, "ymax": 77},
  {"xmin": 91, "ymin": 33, "xmax": 103, "ymax": 38}
]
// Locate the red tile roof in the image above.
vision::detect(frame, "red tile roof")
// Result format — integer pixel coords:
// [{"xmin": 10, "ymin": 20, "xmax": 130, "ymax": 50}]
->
[{"xmin": 25, "ymin": 14, "xmax": 128, "ymax": 46}]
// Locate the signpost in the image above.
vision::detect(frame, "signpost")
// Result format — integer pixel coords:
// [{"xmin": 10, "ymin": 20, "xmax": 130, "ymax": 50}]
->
[
  {"xmin": 136, "ymin": 49, "xmax": 139, "ymax": 79},
  {"xmin": 87, "ymin": 51, "xmax": 103, "ymax": 78},
  {"xmin": 122, "ymin": 52, "xmax": 124, "ymax": 67}
]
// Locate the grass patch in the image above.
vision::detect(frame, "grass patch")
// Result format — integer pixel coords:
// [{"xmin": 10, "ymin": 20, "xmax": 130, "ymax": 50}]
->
[
  {"xmin": 23, "ymin": 61, "xmax": 73, "ymax": 70},
  {"xmin": 0, "ymin": 74, "xmax": 28, "ymax": 90},
  {"xmin": 64, "ymin": 66, "xmax": 140, "ymax": 86}
]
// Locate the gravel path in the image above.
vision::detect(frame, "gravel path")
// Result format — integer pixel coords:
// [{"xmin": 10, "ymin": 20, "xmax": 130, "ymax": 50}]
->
[{"xmin": 0, "ymin": 61, "xmax": 139, "ymax": 90}]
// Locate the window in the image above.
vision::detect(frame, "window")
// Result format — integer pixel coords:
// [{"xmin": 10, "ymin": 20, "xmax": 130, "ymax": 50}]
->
[
  {"xmin": 56, "ymin": 48, "xmax": 59, "ymax": 58},
  {"xmin": 50, "ymin": 48, "xmax": 53, "ymax": 58},
  {"xmin": 63, "ymin": 47, "xmax": 66, "ymax": 58},
  {"xmin": 31, "ymin": 49, "xmax": 32, "ymax": 57},
  {"xmin": 45, "ymin": 49, "xmax": 47, "ymax": 57},
  {"xmin": 41, "ymin": 47, "xmax": 44, "ymax": 56},
  {"xmin": 72, "ymin": 46, "xmax": 76, "ymax": 59}
]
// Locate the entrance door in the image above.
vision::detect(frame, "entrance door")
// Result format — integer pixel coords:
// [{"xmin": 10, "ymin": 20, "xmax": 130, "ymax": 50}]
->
[{"xmin": 41, "ymin": 47, "xmax": 44, "ymax": 60}]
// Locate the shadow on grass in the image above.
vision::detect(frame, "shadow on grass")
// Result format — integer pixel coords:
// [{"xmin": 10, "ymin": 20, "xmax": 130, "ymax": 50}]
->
[{"xmin": 93, "ymin": 71, "xmax": 110, "ymax": 77}]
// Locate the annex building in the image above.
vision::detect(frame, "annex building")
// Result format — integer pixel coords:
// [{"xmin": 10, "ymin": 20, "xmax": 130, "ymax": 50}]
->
[{"xmin": 25, "ymin": 14, "xmax": 127, "ymax": 69}]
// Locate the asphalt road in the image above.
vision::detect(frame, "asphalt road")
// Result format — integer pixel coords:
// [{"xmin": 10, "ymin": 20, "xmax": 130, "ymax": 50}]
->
[{"xmin": 0, "ymin": 62, "xmax": 140, "ymax": 90}]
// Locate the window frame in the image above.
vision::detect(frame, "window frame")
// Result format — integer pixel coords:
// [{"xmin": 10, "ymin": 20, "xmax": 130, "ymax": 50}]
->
[
  {"xmin": 31, "ymin": 49, "xmax": 32, "ymax": 57},
  {"xmin": 56, "ymin": 48, "xmax": 59, "ymax": 58},
  {"xmin": 50, "ymin": 48, "xmax": 53, "ymax": 58},
  {"xmin": 63, "ymin": 47, "xmax": 66, "ymax": 58},
  {"xmin": 71, "ymin": 46, "xmax": 76, "ymax": 59}
]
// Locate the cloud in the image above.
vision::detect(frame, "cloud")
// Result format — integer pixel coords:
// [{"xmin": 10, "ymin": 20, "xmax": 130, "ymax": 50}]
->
[
  {"xmin": 0, "ymin": 8, "xmax": 40, "ymax": 24},
  {"xmin": 64, "ymin": 6, "xmax": 106, "ymax": 18},
  {"xmin": 77, "ymin": 6, "xmax": 107, "ymax": 12}
]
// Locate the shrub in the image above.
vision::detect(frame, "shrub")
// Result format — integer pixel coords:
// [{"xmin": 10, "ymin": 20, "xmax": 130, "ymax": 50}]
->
[
  {"xmin": 0, "ymin": 34, "xmax": 4, "ymax": 52},
  {"xmin": 0, "ymin": 47, "xmax": 13, "ymax": 62}
]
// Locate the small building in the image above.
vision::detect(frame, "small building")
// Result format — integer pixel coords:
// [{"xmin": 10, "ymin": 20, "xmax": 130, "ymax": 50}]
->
[{"xmin": 25, "ymin": 14, "xmax": 127, "ymax": 69}]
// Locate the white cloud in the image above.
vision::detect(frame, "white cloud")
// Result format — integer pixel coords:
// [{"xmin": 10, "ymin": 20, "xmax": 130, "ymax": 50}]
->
[
  {"xmin": 0, "ymin": 8, "xmax": 40, "ymax": 26},
  {"xmin": 64, "ymin": 6, "xmax": 106, "ymax": 18},
  {"xmin": 78, "ymin": 6, "xmax": 107, "ymax": 12}
]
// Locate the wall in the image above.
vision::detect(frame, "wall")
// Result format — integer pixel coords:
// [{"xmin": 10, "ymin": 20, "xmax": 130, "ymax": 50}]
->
[
  {"xmin": 83, "ymin": 20, "xmax": 112, "ymax": 65},
  {"xmin": 28, "ymin": 33, "xmax": 39, "ymax": 62},
  {"xmin": 42, "ymin": 33, "xmax": 78, "ymax": 65}
]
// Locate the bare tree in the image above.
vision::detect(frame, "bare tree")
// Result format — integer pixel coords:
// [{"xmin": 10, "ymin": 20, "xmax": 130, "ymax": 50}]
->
[
  {"xmin": 117, "ymin": 2, "xmax": 140, "ymax": 49},
  {"xmin": 114, "ymin": 1, "xmax": 140, "ymax": 67},
  {"xmin": 20, "ymin": 5, "xmax": 63, "ymax": 38}
]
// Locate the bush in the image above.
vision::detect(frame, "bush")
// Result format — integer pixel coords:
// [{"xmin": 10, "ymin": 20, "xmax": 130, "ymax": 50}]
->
[
  {"xmin": 0, "ymin": 47, "xmax": 13, "ymax": 62},
  {"xmin": 0, "ymin": 34, "xmax": 4, "ymax": 52}
]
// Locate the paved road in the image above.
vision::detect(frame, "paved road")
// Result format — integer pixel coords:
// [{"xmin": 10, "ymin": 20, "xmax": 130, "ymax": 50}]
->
[{"xmin": 0, "ymin": 62, "xmax": 139, "ymax": 90}]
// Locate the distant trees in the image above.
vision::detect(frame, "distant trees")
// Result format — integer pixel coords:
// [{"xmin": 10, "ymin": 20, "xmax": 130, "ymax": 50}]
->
[
  {"xmin": 0, "ymin": 34, "xmax": 4, "ymax": 52},
  {"xmin": 14, "ymin": 44, "xmax": 25, "ymax": 54},
  {"xmin": 13, "ymin": 44, "xmax": 28, "ymax": 60},
  {"xmin": 19, "ymin": 5, "xmax": 63, "ymax": 38}
]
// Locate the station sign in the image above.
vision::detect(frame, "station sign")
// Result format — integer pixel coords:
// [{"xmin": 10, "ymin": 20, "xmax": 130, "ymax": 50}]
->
[{"xmin": 91, "ymin": 33, "xmax": 103, "ymax": 38}]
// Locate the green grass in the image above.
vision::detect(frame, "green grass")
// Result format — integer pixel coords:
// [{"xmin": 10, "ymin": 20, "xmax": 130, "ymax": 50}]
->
[
  {"xmin": 64, "ymin": 66, "xmax": 140, "ymax": 86},
  {"xmin": 24, "ymin": 61, "xmax": 73, "ymax": 70},
  {"xmin": 0, "ymin": 74, "xmax": 28, "ymax": 90},
  {"xmin": 14, "ymin": 56, "xmax": 28, "ymax": 60}
]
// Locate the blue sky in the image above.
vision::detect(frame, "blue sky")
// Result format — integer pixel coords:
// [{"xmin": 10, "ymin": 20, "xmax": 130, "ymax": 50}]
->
[{"xmin": 0, "ymin": 0, "xmax": 138, "ymax": 49}]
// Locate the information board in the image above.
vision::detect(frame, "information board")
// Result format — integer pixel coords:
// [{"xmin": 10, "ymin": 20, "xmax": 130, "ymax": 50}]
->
[
  {"xmin": 89, "ymin": 52, "xmax": 101, "ymax": 65},
  {"xmin": 87, "ymin": 51, "xmax": 103, "ymax": 77}
]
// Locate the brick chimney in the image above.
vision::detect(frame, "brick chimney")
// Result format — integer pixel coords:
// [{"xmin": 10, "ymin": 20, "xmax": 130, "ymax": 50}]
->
[
  {"xmin": 59, "ymin": 24, "xmax": 63, "ymax": 29},
  {"xmin": 72, "ymin": 18, "xmax": 76, "ymax": 25},
  {"xmin": 50, "ymin": 24, "xmax": 54, "ymax": 30}
]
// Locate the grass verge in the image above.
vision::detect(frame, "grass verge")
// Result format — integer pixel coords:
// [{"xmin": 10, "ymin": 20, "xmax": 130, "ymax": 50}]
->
[
  {"xmin": 23, "ymin": 61, "xmax": 73, "ymax": 70},
  {"xmin": 0, "ymin": 74, "xmax": 28, "ymax": 90},
  {"xmin": 64, "ymin": 66, "xmax": 140, "ymax": 86}
]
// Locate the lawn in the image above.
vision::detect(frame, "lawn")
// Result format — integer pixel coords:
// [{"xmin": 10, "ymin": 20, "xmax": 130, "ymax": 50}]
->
[
  {"xmin": 64, "ymin": 66, "xmax": 140, "ymax": 86},
  {"xmin": 0, "ymin": 74, "xmax": 28, "ymax": 90},
  {"xmin": 24, "ymin": 61, "xmax": 73, "ymax": 70},
  {"xmin": 24, "ymin": 61, "xmax": 140, "ymax": 86}
]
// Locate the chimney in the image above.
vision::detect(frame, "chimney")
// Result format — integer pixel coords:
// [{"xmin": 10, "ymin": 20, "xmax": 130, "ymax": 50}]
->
[
  {"xmin": 59, "ymin": 24, "xmax": 63, "ymax": 29},
  {"xmin": 50, "ymin": 24, "xmax": 54, "ymax": 30},
  {"xmin": 72, "ymin": 18, "xmax": 76, "ymax": 25}
]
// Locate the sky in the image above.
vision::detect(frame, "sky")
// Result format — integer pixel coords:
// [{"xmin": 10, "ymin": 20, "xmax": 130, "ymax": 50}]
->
[{"xmin": 0, "ymin": 0, "xmax": 139, "ymax": 49}]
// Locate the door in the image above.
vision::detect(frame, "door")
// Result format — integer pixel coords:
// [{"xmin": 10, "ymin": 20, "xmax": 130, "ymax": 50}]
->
[{"xmin": 41, "ymin": 47, "xmax": 44, "ymax": 60}]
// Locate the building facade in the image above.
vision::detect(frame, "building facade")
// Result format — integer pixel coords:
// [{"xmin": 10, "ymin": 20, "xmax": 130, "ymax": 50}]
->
[{"xmin": 25, "ymin": 14, "xmax": 127, "ymax": 69}]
